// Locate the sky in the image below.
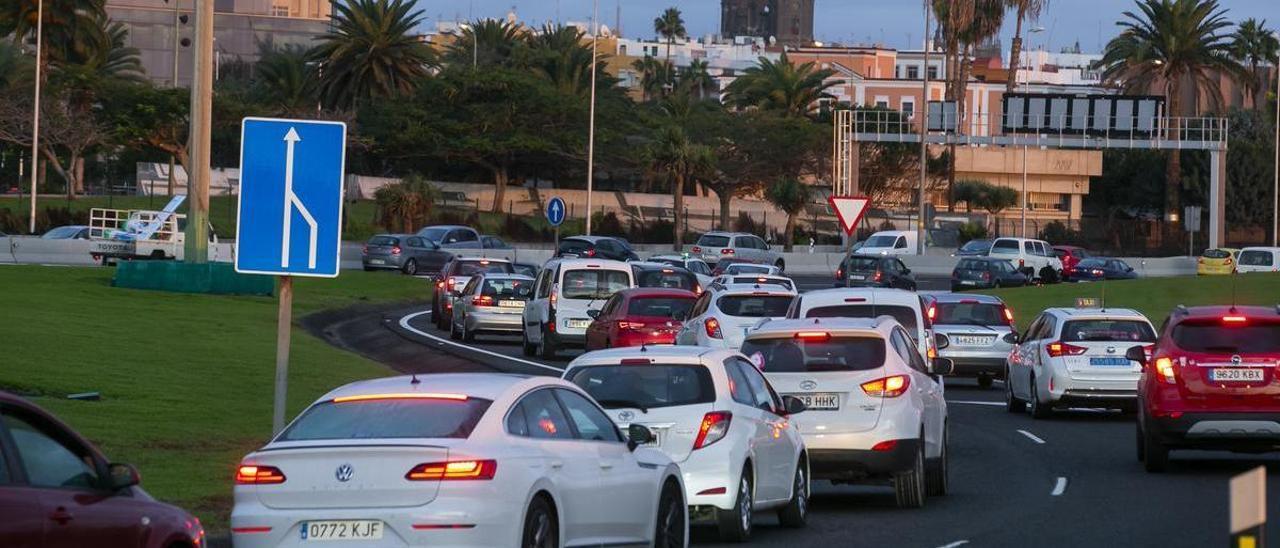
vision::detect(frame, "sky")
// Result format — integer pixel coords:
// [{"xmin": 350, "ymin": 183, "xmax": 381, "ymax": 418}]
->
[{"xmin": 427, "ymin": 0, "xmax": 1277, "ymax": 54}]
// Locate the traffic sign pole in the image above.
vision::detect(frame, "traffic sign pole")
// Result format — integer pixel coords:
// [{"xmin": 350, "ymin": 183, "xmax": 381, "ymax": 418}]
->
[
  {"xmin": 829, "ymin": 196, "xmax": 872, "ymax": 288},
  {"xmin": 272, "ymin": 275, "xmax": 293, "ymax": 435}
]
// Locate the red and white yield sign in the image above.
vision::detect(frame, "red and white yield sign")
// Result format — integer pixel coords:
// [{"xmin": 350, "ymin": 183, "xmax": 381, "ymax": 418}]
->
[{"xmin": 828, "ymin": 196, "xmax": 871, "ymax": 236}]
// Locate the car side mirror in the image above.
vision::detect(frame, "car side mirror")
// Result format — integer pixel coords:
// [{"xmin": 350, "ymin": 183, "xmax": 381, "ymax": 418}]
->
[
  {"xmin": 930, "ymin": 357, "xmax": 956, "ymax": 376},
  {"xmin": 107, "ymin": 463, "xmax": 140, "ymax": 491},
  {"xmin": 1125, "ymin": 346, "xmax": 1147, "ymax": 366},
  {"xmin": 781, "ymin": 395, "xmax": 807, "ymax": 416},
  {"xmin": 586, "ymin": 309, "xmax": 600, "ymax": 319},
  {"xmin": 627, "ymin": 424, "xmax": 654, "ymax": 451}
]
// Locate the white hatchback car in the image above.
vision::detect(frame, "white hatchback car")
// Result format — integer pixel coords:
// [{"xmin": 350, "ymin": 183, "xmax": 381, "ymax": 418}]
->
[
  {"xmin": 231, "ymin": 374, "xmax": 687, "ymax": 548},
  {"xmin": 744, "ymin": 318, "xmax": 953, "ymax": 508},
  {"xmin": 563, "ymin": 346, "xmax": 810, "ymax": 542},
  {"xmin": 675, "ymin": 282, "xmax": 797, "ymax": 350},
  {"xmin": 786, "ymin": 288, "xmax": 936, "ymax": 365},
  {"xmin": 522, "ymin": 258, "xmax": 635, "ymax": 358},
  {"xmin": 711, "ymin": 274, "xmax": 796, "ymax": 293},
  {"xmin": 1006, "ymin": 307, "xmax": 1157, "ymax": 418}
]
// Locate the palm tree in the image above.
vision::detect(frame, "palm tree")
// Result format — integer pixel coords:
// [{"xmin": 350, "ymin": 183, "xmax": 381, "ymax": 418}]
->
[
  {"xmin": 59, "ymin": 14, "xmax": 144, "ymax": 84},
  {"xmin": 446, "ymin": 18, "xmax": 523, "ymax": 68},
  {"xmin": 653, "ymin": 7, "xmax": 686, "ymax": 63},
  {"xmin": 1005, "ymin": 0, "xmax": 1048, "ymax": 93},
  {"xmin": 1098, "ymin": 0, "xmax": 1243, "ymax": 221},
  {"xmin": 632, "ymin": 56, "xmax": 675, "ymax": 102},
  {"xmin": 648, "ymin": 126, "xmax": 714, "ymax": 251},
  {"xmin": 1230, "ymin": 18, "xmax": 1279, "ymax": 109},
  {"xmin": 1, "ymin": 0, "xmax": 105, "ymax": 64},
  {"xmin": 311, "ymin": 0, "xmax": 435, "ymax": 110},
  {"xmin": 255, "ymin": 45, "xmax": 317, "ymax": 116},
  {"xmin": 764, "ymin": 178, "xmax": 812, "ymax": 252},
  {"xmin": 680, "ymin": 59, "xmax": 715, "ymax": 99},
  {"xmin": 526, "ymin": 24, "xmax": 598, "ymax": 97},
  {"xmin": 724, "ymin": 53, "xmax": 839, "ymax": 118}
]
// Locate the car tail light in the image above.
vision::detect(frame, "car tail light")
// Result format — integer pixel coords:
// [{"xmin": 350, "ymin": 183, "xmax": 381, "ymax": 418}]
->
[
  {"xmin": 693, "ymin": 411, "xmax": 732, "ymax": 450},
  {"xmin": 391, "ymin": 246, "xmax": 402, "ymax": 255},
  {"xmin": 835, "ymin": 267, "xmax": 844, "ymax": 280},
  {"xmin": 861, "ymin": 375, "xmax": 910, "ymax": 397},
  {"xmin": 1225, "ymin": 257, "xmax": 1234, "ymax": 265},
  {"xmin": 1046, "ymin": 341, "xmax": 1087, "ymax": 357},
  {"xmin": 704, "ymin": 318, "xmax": 723, "ymax": 339},
  {"xmin": 692, "ymin": 246, "xmax": 702, "ymax": 254},
  {"xmin": 982, "ymin": 271, "xmax": 991, "ymax": 281},
  {"xmin": 472, "ymin": 296, "xmax": 494, "ymax": 306},
  {"xmin": 1001, "ymin": 306, "xmax": 1015, "ymax": 325},
  {"xmin": 362, "ymin": 244, "xmax": 368, "ymax": 254},
  {"xmin": 617, "ymin": 320, "xmax": 646, "ymax": 330},
  {"xmin": 1153, "ymin": 357, "xmax": 1176, "ymax": 384},
  {"xmin": 236, "ymin": 465, "xmax": 286, "ymax": 485},
  {"xmin": 549, "ymin": 288, "xmax": 557, "ymax": 307},
  {"xmin": 1090, "ymin": 269, "xmax": 1104, "ymax": 276},
  {"xmin": 871, "ymin": 440, "xmax": 898, "ymax": 452},
  {"xmin": 446, "ymin": 278, "xmax": 457, "ymax": 291},
  {"xmin": 1197, "ymin": 257, "xmax": 1205, "ymax": 264},
  {"xmin": 583, "ymin": 249, "xmax": 596, "ymax": 257},
  {"xmin": 406, "ymin": 460, "xmax": 497, "ymax": 481},
  {"xmin": 694, "ymin": 284, "xmax": 703, "ymax": 295},
  {"xmin": 436, "ymin": 280, "xmax": 445, "ymax": 289},
  {"xmin": 721, "ymin": 248, "xmax": 735, "ymax": 255},
  {"xmin": 926, "ymin": 305, "xmax": 936, "ymax": 323},
  {"xmin": 1019, "ymin": 259, "xmax": 1025, "ymax": 267}
]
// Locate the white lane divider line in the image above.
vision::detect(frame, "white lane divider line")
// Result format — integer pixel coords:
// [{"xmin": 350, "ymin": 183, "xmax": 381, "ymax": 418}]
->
[
  {"xmin": 1017, "ymin": 429, "xmax": 1046, "ymax": 444},
  {"xmin": 398, "ymin": 310, "xmax": 565, "ymax": 374},
  {"xmin": 1051, "ymin": 477, "xmax": 1068, "ymax": 496},
  {"xmin": 937, "ymin": 541, "xmax": 970, "ymax": 548},
  {"xmin": 950, "ymin": 400, "xmax": 1005, "ymax": 407}
]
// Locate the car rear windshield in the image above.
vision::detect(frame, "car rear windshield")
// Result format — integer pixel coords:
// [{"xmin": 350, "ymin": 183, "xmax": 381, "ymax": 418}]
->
[
  {"xmin": 1203, "ymin": 249, "xmax": 1231, "ymax": 259},
  {"xmin": 456, "ymin": 261, "xmax": 513, "ymax": 276},
  {"xmin": 846, "ymin": 257, "xmax": 880, "ymax": 271},
  {"xmin": 481, "ymin": 278, "xmax": 531, "ymax": 300},
  {"xmin": 368, "ymin": 236, "xmax": 399, "ymax": 246},
  {"xmin": 956, "ymin": 259, "xmax": 992, "ymax": 270},
  {"xmin": 990, "ymin": 240, "xmax": 1019, "ymax": 252},
  {"xmin": 935, "ymin": 302, "xmax": 1007, "ymax": 326},
  {"xmin": 741, "ymin": 336, "xmax": 886, "ymax": 372},
  {"xmin": 628, "ymin": 297, "xmax": 695, "ymax": 317},
  {"xmin": 726, "ymin": 264, "xmax": 771, "ymax": 274},
  {"xmin": 697, "ymin": 235, "xmax": 731, "ymax": 247},
  {"xmin": 558, "ymin": 239, "xmax": 593, "ymax": 255},
  {"xmin": 1239, "ymin": 251, "xmax": 1274, "ymax": 266},
  {"xmin": 1077, "ymin": 259, "xmax": 1108, "ymax": 269},
  {"xmin": 562, "ymin": 269, "xmax": 631, "ymax": 299},
  {"xmin": 634, "ymin": 269, "xmax": 697, "ymax": 290},
  {"xmin": 567, "ymin": 365, "xmax": 715, "ymax": 410},
  {"xmin": 864, "ymin": 235, "xmax": 897, "ymax": 247},
  {"xmin": 806, "ymin": 305, "xmax": 920, "ymax": 334},
  {"xmin": 959, "ymin": 240, "xmax": 992, "ymax": 253},
  {"xmin": 1171, "ymin": 321, "xmax": 1280, "ymax": 353},
  {"xmin": 418, "ymin": 227, "xmax": 449, "ymax": 242},
  {"xmin": 1060, "ymin": 320, "xmax": 1156, "ymax": 342},
  {"xmin": 280, "ymin": 398, "xmax": 493, "ymax": 441},
  {"xmin": 717, "ymin": 295, "xmax": 794, "ymax": 317},
  {"xmin": 730, "ymin": 277, "xmax": 794, "ymax": 291}
]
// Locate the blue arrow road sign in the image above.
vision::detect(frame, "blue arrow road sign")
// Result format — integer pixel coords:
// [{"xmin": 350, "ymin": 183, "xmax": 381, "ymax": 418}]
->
[
  {"xmin": 235, "ymin": 117, "xmax": 347, "ymax": 278},
  {"xmin": 546, "ymin": 197, "xmax": 566, "ymax": 227}
]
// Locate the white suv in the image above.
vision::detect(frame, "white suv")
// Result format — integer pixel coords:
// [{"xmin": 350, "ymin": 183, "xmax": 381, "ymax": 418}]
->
[
  {"xmin": 744, "ymin": 318, "xmax": 953, "ymax": 508},
  {"xmin": 675, "ymin": 282, "xmax": 798, "ymax": 350},
  {"xmin": 691, "ymin": 232, "xmax": 785, "ymax": 271},
  {"xmin": 986, "ymin": 237, "xmax": 1063, "ymax": 282},
  {"xmin": 522, "ymin": 259, "xmax": 634, "ymax": 358},
  {"xmin": 563, "ymin": 346, "xmax": 810, "ymax": 542},
  {"xmin": 786, "ymin": 288, "xmax": 936, "ymax": 365},
  {"xmin": 1006, "ymin": 307, "xmax": 1157, "ymax": 418}
]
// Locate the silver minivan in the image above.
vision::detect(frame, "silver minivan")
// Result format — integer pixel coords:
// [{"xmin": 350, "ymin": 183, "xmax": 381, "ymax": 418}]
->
[{"xmin": 692, "ymin": 232, "xmax": 785, "ymax": 271}]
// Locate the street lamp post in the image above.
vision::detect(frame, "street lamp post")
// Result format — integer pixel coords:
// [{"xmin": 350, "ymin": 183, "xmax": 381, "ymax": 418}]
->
[
  {"xmin": 1019, "ymin": 27, "xmax": 1044, "ymax": 239},
  {"xmin": 28, "ymin": 0, "xmax": 44, "ymax": 234},
  {"xmin": 917, "ymin": 0, "xmax": 929, "ymax": 255},
  {"xmin": 585, "ymin": 0, "xmax": 599, "ymax": 236},
  {"xmin": 1272, "ymin": 33, "xmax": 1279, "ymax": 246}
]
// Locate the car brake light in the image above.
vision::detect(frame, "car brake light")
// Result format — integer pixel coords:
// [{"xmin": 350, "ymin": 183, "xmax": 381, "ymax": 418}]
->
[
  {"xmin": 1002, "ymin": 306, "xmax": 1015, "ymax": 325},
  {"xmin": 721, "ymin": 248, "xmax": 735, "ymax": 255},
  {"xmin": 236, "ymin": 465, "xmax": 286, "ymax": 485},
  {"xmin": 794, "ymin": 331, "xmax": 831, "ymax": 341},
  {"xmin": 704, "ymin": 318, "xmax": 723, "ymax": 339},
  {"xmin": 926, "ymin": 305, "xmax": 936, "ymax": 322},
  {"xmin": 472, "ymin": 296, "xmax": 494, "ymax": 306},
  {"xmin": 620, "ymin": 358, "xmax": 652, "ymax": 365},
  {"xmin": 861, "ymin": 375, "xmax": 910, "ymax": 397},
  {"xmin": 584, "ymin": 249, "xmax": 596, "ymax": 257},
  {"xmin": 835, "ymin": 267, "xmax": 844, "ymax": 280},
  {"xmin": 871, "ymin": 440, "xmax": 898, "ymax": 452},
  {"xmin": 1197, "ymin": 257, "xmax": 1205, "ymax": 264},
  {"xmin": 406, "ymin": 460, "xmax": 497, "ymax": 481},
  {"xmin": 362, "ymin": 244, "xmax": 368, "ymax": 253},
  {"xmin": 391, "ymin": 246, "xmax": 402, "ymax": 255},
  {"xmin": 446, "ymin": 278, "xmax": 456, "ymax": 291},
  {"xmin": 1019, "ymin": 259, "xmax": 1025, "ymax": 267},
  {"xmin": 692, "ymin": 246, "xmax": 702, "ymax": 253},
  {"xmin": 1226, "ymin": 257, "xmax": 1234, "ymax": 265},
  {"xmin": 1046, "ymin": 341, "xmax": 1087, "ymax": 357},
  {"xmin": 333, "ymin": 393, "xmax": 469, "ymax": 403},
  {"xmin": 873, "ymin": 270, "xmax": 883, "ymax": 282},
  {"xmin": 617, "ymin": 320, "xmax": 646, "ymax": 330},
  {"xmin": 982, "ymin": 271, "xmax": 991, "ymax": 280},
  {"xmin": 1223, "ymin": 315, "xmax": 1248, "ymax": 324},
  {"xmin": 693, "ymin": 411, "xmax": 732, "ymax": 449},
  {"xmin": 1153, "ymin": 357, "xmax": 1176, "ymax": 384},
  {"xmin": 436, "ymin": 280, "xmax": 445, "ymax": 289}
]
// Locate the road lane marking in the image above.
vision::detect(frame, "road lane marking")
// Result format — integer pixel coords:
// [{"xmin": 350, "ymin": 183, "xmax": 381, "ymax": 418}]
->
[
  {"xmin": 1051, "ymin": 477, "xmax": 1068, "ymax": 496},
  {"xmin": 398, "ymin": 310, "xmax": 565, "ymax": 373},
  {"xmin": 1017, "ymin": 429, "xmax": 1046, "ymax": 444},
  {"xmin": 937, "ymin": 541, "xmax": 970, "ymax": 548},
  {"xmin": 949, "ymin": 400, "xmax": 1005, "ymax": 407}
]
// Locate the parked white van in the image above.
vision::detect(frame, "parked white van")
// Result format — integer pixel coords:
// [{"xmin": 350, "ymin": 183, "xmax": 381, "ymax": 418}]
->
[
  {"xmin": 521, "ymin": 258, "xmax": 635, "ymax": 358},
  {"xmin": 1235, "ymin": 247, "xmax": 1280, "ymax": 273},
  {"xmin": 859, "ymin": 231, "xmax": 918, "ymax": 255},
  {"xmin": 986, "ymin": 237, "xmax": 1063, "ymax": 283}
]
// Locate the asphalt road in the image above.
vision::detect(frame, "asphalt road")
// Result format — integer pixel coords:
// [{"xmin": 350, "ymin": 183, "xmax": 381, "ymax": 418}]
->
[{"xmin": 363, "ymin": 304, "xmax": 1280, "ymax": 548}]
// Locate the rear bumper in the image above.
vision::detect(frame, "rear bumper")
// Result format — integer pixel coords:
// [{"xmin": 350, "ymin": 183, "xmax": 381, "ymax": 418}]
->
[
  {"xmin": 807, "ymin": 438, "xmax": 921, "ymax": 481},
  {"xmin": 941, "ymin": 356, "xmax": 1005, "ymax": 377},
  {"xmin": 362, "ymin": 256, "xmax": 404, "ymax": 269},
  {"xmin": 950, "ymin": 279, "xmax": 996, "ymax": 290},
  {"xmin": 1146, "ymin": 411, "xmax": 1280, "ymax": 449},
  {"xmin": 464, "ymin": 312, "xmax": 522, "ymax": 332}
]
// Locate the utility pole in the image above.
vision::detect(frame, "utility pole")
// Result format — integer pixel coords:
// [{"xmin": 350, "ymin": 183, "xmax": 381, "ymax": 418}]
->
[
  {"xmin": 168, "ymin": 1, "xmax": 181, "ymax": 197},
  {"xmin": 1273, "ymin": 41, "xmax": 1279, "ymax": 246},
  {"xmin": 917, "ymin": 0, "xmax": 930, "ymax": 255},
  {"xmin": 184, "ymin": 0, "xmax": 213, "ymax": 263},
  {"xmin": 585, "ymin": 0, "xmax": 599, "ymax": 236},
  {"xmin": 28, "ymin": 0, "xmax": 43, "ymax": 234}
]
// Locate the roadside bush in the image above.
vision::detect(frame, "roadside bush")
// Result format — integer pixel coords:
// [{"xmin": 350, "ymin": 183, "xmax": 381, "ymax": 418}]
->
[
  {"xmin": 733, "ymin": 211, "xmax": 762, "ymax": 235},
  {"xmin": 957, "ymin": 222, "xmax": 988, "ymax": 244},
  {"xmin": 1039, "ymin": 221, "xmax": 1083, "ymax": 246},
  {"xmin": 0, "ymin": 208, "xmax": 21, "ymax": 233},
  {"xmin": 591, "ymin": 211, "xmax": 627, "ymax": 237},
  {"xmin": 630, "ymin": 219, "xmax": 674, "ymax": 244}
]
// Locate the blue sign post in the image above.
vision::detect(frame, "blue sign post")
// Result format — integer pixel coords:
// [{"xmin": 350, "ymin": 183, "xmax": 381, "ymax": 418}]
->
[
  {"xmin": 546, "ymin": 196, "xmax": 566, "ymax": 249},
  {"xmin": 235, "ymin": 117, "xmax": 347, "ymax": 435}
]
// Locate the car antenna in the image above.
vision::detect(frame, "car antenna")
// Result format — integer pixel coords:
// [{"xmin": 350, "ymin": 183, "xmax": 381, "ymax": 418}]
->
[{"xmin": 410, "ymin": 373, "xmax": 421, "ymax": 385}]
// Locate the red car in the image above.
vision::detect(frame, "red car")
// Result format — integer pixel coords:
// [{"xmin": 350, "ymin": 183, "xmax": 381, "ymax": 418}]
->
[
  {"xmin": 1131, "ymin": 305, "xmax": 1280, "ymax": 472},
  {"xmin": 584, "ymin": 288, "xmax": 697, "ymax": 350},
  {"xmin": 0, "ymin": 391, "xmax": 205, "ymax": 547},
  {"xmin": 1052, "ymin": 245, "xmax": 1092, "ymax": 280}
]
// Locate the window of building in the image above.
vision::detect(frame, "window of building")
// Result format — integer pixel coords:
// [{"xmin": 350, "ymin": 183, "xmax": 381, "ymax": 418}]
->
[
  {"xmin": 901, "ymin": 99, "xmax": 915, "ymax": 119},
  {"xmin": 927, "ymin": 66, "xmax": 938, "ymax": 80},
  {"xmin": 907, "ymin": 65, "xmax": 919, "ymax": 80},
  {"xmin": 874, "ymin": 96, "xmax": 889, "ymax": 109}
]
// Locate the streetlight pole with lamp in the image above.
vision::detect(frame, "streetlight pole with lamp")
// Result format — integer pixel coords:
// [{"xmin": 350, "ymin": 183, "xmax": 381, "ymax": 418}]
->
[
  {"xmin": 916, "ymin": 0, "xmax": 929, "ymax": 255},
  {"xmin": 1018, "ymin": 26, "xmax": 1044, "ymax": 238},
  {"xmin": 585, "ymin": 0, "xmax": 599, "ymax": 236},
  {"xmin": 28, "ymin": 0, "xmax": 44, "ymax": 234},
  {"xmin": 1272, "ymin": 31, "xmax": 1279, "ymax": 246}
]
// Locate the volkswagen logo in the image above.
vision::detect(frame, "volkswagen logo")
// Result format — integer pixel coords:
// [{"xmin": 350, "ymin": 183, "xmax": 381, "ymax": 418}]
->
[
  {"xmin": 800, "ymin": 380, "xmax": 818, "ymax": 391},
  {"xmin": 618, "ymin": 410, "xmax": 635, "ymax": 422},
  {"xmin": 1232, "ymin": 354, "xmax": 1243, "ymax": 366},
  {"xmin": 335, "ymin": 464, "xmax": 354, "ymax": 482}
]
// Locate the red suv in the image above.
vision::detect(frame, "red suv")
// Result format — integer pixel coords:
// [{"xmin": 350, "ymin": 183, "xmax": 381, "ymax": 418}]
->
[
  {"xmin": 1131, "ymin": 305, "xmax": 1280, "ymax": 472},
  {"xmin": 1052, "ymin": 245, "xmax": 1092, "ymax": 280},
  {"xmin": 0, "ymin": 392, "xmax": 205, "ymax": 547},
  {"xmin": 584, "ymin": 288, "xmax": 696, "ymax": 350}
]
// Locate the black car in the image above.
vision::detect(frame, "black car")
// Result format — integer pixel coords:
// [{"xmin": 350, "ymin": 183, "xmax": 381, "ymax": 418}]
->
[
  {"xmin": 950, "ymin": 257, "xmax": 1028, "ymax": 291},
  {"xmin": 556, "ymin": 236, "xmax": 639, "ymax": 261},
  {"xmin": 432, "ymin": 258, "xmax": 515, "ymax": 328},
  {"xmin": 955, "ymin": 239, "xmax": 993, "ymax": 257},
  {"xmin": 1069, "ymin": 258, "xmax": 1138, "ymax": 281},
  {"xmin": 835, "ymin": 254, "xmax": 917, "ymax": 290},
  {"xmin": 630, "ymin": 262, "xmax": 701, "ymax": 292}
]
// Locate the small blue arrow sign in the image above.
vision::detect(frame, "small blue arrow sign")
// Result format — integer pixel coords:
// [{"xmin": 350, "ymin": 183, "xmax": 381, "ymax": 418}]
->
[{"xmin": 546, "ymin": 197, "xmax": 566, "ymax": 227}]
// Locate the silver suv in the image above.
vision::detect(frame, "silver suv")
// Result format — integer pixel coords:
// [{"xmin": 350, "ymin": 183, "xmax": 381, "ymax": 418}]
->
[
  {"xmin": 924, "ymin": 293, "xmax": 1017, "ymax": 388},
  {"xmin": 691, "ymin": 232, "xmax": 785, "ymax": 271}
]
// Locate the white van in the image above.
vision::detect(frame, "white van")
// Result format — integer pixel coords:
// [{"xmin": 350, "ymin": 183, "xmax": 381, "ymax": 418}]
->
[
  {"xmin": 521, "ymin": 258, "xmax": 634, "ymax": 358},
  {"xmin": 1235, "ymin": 247, "xmax": 1280, "ymax": 273},
  {"xmin": 986, "ymin": 237, "xmax": 1063, "ymax": 282},
  {"xmin": 859, "ymin": 230, "xmax": 918, "ymax": 255}
]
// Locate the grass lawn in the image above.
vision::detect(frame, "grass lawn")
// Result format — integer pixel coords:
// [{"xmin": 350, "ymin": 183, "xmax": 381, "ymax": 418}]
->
[
  {"xmin": 0, "ymin": 265, "xmax": 426, "ymax": 533},
  {"xmin": 982, "ymin": 274, "xmax": 1280, "ymax": 331}
]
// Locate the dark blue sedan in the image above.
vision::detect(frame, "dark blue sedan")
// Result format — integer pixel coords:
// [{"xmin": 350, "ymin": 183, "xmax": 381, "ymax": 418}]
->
[{"xmin": 1070, "ymin": 258, "xmax": 1138, "ymax": 281}]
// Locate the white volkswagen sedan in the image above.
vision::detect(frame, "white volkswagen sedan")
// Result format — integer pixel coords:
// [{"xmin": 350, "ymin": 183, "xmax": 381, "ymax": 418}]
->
[
  {"xmin": 563, "ymin": 346, "xmax": 810, "ymax": 542},
  {"xmin": 231, "ymin": 374, "xmax": 687, "ymax": 548},
  {"xmin": 676, "ymin": 282, "xmax": 797, "ymax": 350}
]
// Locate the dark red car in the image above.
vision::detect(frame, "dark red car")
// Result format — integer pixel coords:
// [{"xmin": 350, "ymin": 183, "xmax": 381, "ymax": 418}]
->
[
  {"xmin": 1131, "ymin": 305, "xmax": 1280, "ymax": 472},
  {"xmin": 1052, "ymin": 245, "xmax": 1092, "ymax": 280},
  {"xmin": 0, "ymin": 392, "xmax": 204, "ymax": 547},
  {"xmin": 584, "ymin": 288, "xmax": 697, "ymax": 350}
]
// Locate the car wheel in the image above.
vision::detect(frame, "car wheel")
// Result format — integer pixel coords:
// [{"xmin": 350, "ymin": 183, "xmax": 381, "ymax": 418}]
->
[
  {"xmin": 926, "ymin": 426, "xmax": 949, "ymax": 497},
  {"xmin": 521, "ymin": 327, "xmax": 537, "ymax": 357},
  {"xmin": 777, "ymin": 457, "xmax": 809, "ymax": 528},
  {"xmin": 654, "ymin": 481, "xmax": 687, "ymax": 548},
  {"xmin": 1029, "ymin": 377, "xmax": 1051, "ymax": 419},
  {"xmin": 449, "ymin": 316, "xmax": 462, "ymax": 340},
  {"xmin": 402, "ymin": 259, "xmax": 418, "ymax": 276},
  {"xmin": 521, "ymin": 496, "xmax": 558, "ymax": 548},
  {"xmin": 1005, "ymin": 367, "xmax": 1025, "ymax": 413},
  {"xmin": 977, "ymin": 375, "xmax": 994, "ymax": 389},
  {"xmin": 539, "ymin": 326, "xmax": 558, "ymax": 359},
  {"xmin": 1141, "ymin": 422, "xmax": 1169, "ymax": 473},
  {"xmin": 716, "ymin": 468, "xmax": 753, "ymax": 542},
  {"xmin": 893, "ymin": 441, "xmax": 926, "ymax": 509}
]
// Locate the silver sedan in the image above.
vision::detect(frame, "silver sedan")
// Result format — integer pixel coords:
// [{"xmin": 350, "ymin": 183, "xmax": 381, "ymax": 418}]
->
[{"xmin": 450, "ymin": 273, "xmax": 536, "ymax": 341}]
